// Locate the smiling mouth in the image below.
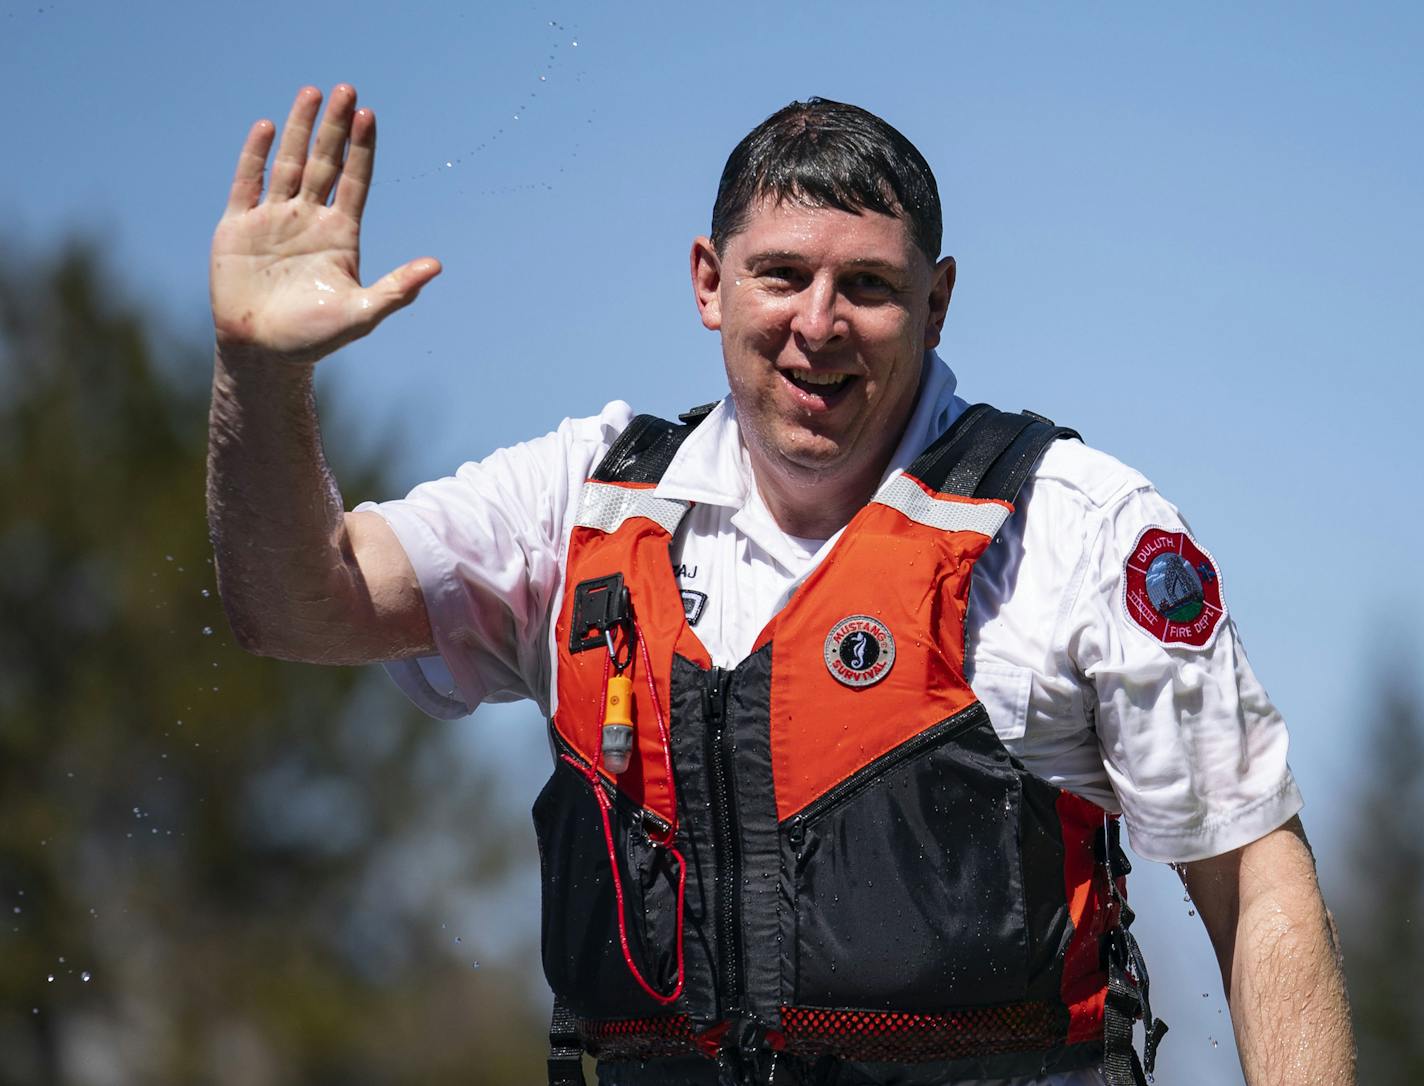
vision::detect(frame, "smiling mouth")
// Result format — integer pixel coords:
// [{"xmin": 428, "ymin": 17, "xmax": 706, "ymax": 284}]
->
[{"xmin": 781, "ymin": 369, "xmax": 858, "ymax": 403}]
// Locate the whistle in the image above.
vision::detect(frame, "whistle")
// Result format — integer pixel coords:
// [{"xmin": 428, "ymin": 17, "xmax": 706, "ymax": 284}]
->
[{"xmin": 602, "ymin": 673, "xmax": 635, "ymax": 774}]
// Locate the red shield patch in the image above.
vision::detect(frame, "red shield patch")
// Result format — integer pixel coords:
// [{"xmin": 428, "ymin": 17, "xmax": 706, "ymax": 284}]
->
[{"xmin": 1123, "ymin": 527, "xmax": 1225, "ymax": 648}]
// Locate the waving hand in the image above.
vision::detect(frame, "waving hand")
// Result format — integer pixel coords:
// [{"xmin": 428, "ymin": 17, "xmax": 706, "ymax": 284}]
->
[{"xmin": 210, "ymin": 85, "xmax": 440, "ymax": 364}]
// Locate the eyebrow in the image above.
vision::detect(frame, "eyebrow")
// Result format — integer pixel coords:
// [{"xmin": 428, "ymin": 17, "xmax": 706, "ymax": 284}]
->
[{"xmin": 742, "ymin": 249, "xmax": 906, "ymax": 274}]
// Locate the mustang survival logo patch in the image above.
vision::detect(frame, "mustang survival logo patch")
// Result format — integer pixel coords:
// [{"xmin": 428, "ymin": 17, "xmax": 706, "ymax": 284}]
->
[
  {"xmin": 1123, "ymin": 527, "xmax": 1225, "ymax": 648},
  {"xmin": 824, "ymin": 615, "xmax": 896, "ymax": 688}
]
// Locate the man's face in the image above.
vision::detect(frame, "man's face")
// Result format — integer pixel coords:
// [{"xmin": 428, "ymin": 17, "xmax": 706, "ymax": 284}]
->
[{"xmin": 692, "ymin": 198, "xmax": 954, "ymax": 495}]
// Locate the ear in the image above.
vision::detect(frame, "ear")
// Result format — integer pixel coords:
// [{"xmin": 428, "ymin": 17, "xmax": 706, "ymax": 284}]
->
[
  {"xmin": 691, "ymin": 236, "xmax": 723, "ymax": 331},
  {"xmin": 922, "ymin": 255, "xmax": 956, "ymax": 350}
]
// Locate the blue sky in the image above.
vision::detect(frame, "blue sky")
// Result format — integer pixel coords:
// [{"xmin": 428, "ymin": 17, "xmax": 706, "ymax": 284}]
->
[{"xmin": 5, "ymin": 3, "xmax": 1422, "ymax": 1080}]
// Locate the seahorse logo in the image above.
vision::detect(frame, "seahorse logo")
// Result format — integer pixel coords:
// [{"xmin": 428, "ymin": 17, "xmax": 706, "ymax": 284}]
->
[{"xmin": 824, "ymin": 615, "xmax": 896, "ymax": 688}]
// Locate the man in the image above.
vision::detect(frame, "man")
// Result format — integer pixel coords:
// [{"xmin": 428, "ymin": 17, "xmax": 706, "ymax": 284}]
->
[{"xmin": 208, "ymin": 85, "xmax": 1355, "ymax": 1085}]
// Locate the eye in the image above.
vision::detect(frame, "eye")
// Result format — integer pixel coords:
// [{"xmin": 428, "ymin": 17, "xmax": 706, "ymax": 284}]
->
[
  {"xmin": 846, "ymin": 272, "xmax": 896, "ymax": 298},
  {"xmin": 755, "ymin": 265, "xmax": 806, "ymax": 290}
]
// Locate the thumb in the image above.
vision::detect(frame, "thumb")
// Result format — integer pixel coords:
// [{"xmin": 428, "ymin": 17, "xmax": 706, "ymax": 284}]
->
[{"xmin": 360, "ymin": 257, "xmax": 442, "ymax": 325}]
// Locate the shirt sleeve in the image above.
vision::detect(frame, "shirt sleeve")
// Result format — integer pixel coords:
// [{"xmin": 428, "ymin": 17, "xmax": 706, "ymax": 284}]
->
[
  {"xmin": 1067, "ymin": 484, "xmax": 1304, "ymax": 863},
  {"xmin": 354, "ymin": 401, "xmax": 634, "ymax": 719}
]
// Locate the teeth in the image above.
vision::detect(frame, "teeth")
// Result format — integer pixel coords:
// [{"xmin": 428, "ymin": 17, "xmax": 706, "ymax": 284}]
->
[{"xmin": 788, "ymin": 371, "xmax": 849, "ymax": 387}]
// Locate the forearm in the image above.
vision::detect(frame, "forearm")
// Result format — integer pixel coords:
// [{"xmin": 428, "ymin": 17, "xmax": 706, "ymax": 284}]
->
[
  {"xmin": 206, "ymin": 346, "xmax": 358, "ymax": 659},
  {"xmin": 205, "ymin": 85, "xmax": 440, "ymax": 665},
  {"xmin": 1187, "ymin": 820, "xmax": 1357, "ymax": 1085}
]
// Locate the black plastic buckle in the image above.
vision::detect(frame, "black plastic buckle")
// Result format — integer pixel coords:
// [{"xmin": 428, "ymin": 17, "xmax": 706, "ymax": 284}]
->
[
  {"xmin": 569, "ymin": 573, "xmax": 630, "ymax": 653},
  {"xmin": 678, "ymin": 401, "xmax": 719, "ymax": 425}
]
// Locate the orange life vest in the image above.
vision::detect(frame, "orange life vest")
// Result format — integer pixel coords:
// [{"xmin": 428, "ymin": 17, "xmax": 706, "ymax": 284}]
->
[{"xmin": 536, "ymin": 405, "xmax": 1163, "ymax": 1086}]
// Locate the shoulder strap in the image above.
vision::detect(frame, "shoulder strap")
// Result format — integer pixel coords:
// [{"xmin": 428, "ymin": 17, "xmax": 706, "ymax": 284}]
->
[
  {"xmin": 591, "ymin": 408, "xmax": 709, "ymax": 485},
  {"xmin": 906, "ymin": 404, "xmax": 1080, "ymax": 504},
  {"xmin": 546, "ymin": 997, "xmax": 586, "ymax": 1085}
]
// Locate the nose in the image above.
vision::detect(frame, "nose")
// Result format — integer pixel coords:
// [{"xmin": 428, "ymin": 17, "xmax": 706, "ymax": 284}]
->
[{"xmin": 790, "ymin": 275, "xmax": 844, "ymax": 352}]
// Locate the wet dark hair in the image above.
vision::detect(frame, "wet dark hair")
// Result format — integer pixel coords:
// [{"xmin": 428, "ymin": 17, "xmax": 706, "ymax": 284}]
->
[{"xmin": 709, "ymin": 98, "xmax": 942, "ymax": 263}]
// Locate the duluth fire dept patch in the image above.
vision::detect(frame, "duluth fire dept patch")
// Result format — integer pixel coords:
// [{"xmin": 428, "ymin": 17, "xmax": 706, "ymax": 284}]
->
[
  {"xmin": 824, "ymin": 615, "xmax": 896, "ymax": 687},
  {"xmin": 1124, "ymin": 527, "xmax": 1225, "ymax": 648}
]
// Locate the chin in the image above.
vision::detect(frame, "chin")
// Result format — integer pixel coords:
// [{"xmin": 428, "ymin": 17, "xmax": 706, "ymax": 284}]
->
[{"xmin": 771, "ymin": 434, "xmax": 849, "ymax": 476}]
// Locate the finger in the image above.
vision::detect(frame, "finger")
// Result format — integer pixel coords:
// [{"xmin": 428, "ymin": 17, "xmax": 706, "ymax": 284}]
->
[
  {"xmin": 225, "ymin": 119, "xmax": 275, "ymax": 215},
  {"xmin": 357, "ymin": 257, "xmax": 442, "ymax": 327},
  {"xmin": 333, "ymin": 107, "xmax": 376, "ymax": 221},
  {"xmin": 264, "ymin": 86, "xmax": 322, "ymax": 203},
  {"xmin": 300, "ymin": 83, "xmax": 357, "ymax": 205}
]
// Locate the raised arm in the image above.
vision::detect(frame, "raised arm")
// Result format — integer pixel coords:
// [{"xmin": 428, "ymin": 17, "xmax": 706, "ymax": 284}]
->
[
  {"xmin": 207, "ymin": 84, "xmax": 439, "ymax": 664},
  {"xmin": 1182, "ymin": 816, "xmax": 1357, "ymax": 1085}
]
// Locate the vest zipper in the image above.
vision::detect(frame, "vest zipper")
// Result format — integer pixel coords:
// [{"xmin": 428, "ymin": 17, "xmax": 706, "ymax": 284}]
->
[
  {"xmin": 792, "ymin": 702, "xmax": 989, "ymax": 828},
  {"xmin": 703, "ymin": 665, "xmax": 743, "ymax": 1018}
]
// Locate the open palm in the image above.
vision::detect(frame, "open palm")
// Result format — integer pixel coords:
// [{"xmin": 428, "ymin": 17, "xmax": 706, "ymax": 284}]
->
[{"xmin": 210, "ymin": 85, "xmax": 440, "ymax": 364}]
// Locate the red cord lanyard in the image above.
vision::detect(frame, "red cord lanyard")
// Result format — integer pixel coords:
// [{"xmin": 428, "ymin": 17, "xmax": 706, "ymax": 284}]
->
[{"xmin": 559, "ymin": 614, "xmax": 686, "ymax": 1005}]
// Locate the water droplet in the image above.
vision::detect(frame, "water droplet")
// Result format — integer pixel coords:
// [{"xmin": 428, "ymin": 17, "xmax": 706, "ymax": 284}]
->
[
  {"xmin": 200, "ymin": 588, "xmax": 210, "ymax": 597},
  {"xmin": 164, "ymin": 554, "xmax": 173, "ymax": 562},
  {"xmin": 571, "ymin": 39, "xmax": 578, "ymax": 46},
  {"xmin": 446, "ymin": 161, "xmax": 453, "ymax": 168},
  {"xmin": 201, "ymin": 626, "xmax": 213, "ymax": 636},
  {"xmin": 81, "ymin": 971, "xmax": 91, "ymax": 982},
  {"xmin": 46, "ymin": 974, "xmax": 54, "ymax": 983},
  {"xmin": 454, "ymin": 936, "xmax": 462, "ymax": 944},
  {"xmin": 471, "ymin": 960, "xmax": 480, "ymax": 969},
  {"xmin": 11, "ymin": 906, "xmax": 19, "ymax": 914}
]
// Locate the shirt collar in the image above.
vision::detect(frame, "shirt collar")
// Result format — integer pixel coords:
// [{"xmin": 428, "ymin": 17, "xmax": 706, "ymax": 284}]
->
[{"xmin": 655, "ymin": 350, "xmax": 966, "ymax": 509}]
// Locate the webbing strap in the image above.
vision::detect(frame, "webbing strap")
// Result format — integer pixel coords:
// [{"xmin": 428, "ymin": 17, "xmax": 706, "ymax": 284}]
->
[
  {"xmin": 548, "ymin": 998, "xmax": 587, "ymax": 1085},
  {"xmin": 976, "ymin": 413, "xmax": 1080, "ymax": 501},
  {"xmin": 906, "ymin": 404, "xmax": 1081, "ymax": 504},
  {"xmin": 592, "ymin": 407, "xmax": 711, "ymax": 485},
  {"xmin": 940, "ymin": 412, "xmax": 1038, "ymax": 497},
  {"xmin": 1102, "ymin": 966, "xmax": 1148, "ymax": 1086},
  {"xmin": 1099, "ymin": 819, "xmax": 1168, "ymax": 1086},
  {"xmin": 903, "ymin": 402, "xmax": 995, "ymax": 493}
]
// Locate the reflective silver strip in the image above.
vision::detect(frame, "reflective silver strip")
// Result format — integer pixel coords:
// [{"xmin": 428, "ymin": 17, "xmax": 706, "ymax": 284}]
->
[
  {"xmin": 575, "ymin": 482, "xmax": 689, "ymax": 536},
  {"xmin": 873, "ymin": 474, "xmax": 1012, "ymax": 537}
]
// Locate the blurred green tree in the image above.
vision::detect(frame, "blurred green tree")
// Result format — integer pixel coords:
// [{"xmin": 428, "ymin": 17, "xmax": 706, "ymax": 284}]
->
[
  {"xmin": 0, "ymin": 245, "xmax": 546, "ymax": 1084},
  {"xmin": 1339, "ymin": 667, "xmax": 1424, "ymax": 1083}
]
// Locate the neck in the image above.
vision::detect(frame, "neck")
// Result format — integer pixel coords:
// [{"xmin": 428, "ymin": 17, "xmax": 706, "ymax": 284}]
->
[{"xmin": 749, "ymin": 451, "xmax": 886, "ymax": 539}]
